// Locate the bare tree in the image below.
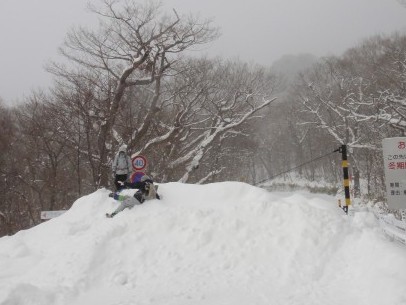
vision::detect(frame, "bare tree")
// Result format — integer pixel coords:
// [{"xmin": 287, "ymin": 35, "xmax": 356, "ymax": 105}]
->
[
  {"xmin": 352, "ymin": 35, "xmax": 406, "ymax": 134},
  {"xmin": 13, "ymin": 94, "xmax": 75, "ymax": 209},
  {"xmin": 294, "ymin": 56, "xmax": 378, "ymax": 196},
  {"xmin": 293, "ymin": 33, "xmax": 406, "ymax": 199},
  {"xmin": 126, "ymin": 58, "xmax": 278, "ymax": 182},
  {"xmin": 0, "ymin": 101, "xmax": 18, "ymax": 235},
  {"xmin": 48, "ymin": 0, "xmax": 218, "ymax": 187}
]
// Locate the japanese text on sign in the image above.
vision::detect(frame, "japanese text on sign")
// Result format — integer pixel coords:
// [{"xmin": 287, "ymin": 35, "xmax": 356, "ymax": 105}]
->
[{"xmin": 382, "ymin": 137, "xmax": 406, "ymax": 210}]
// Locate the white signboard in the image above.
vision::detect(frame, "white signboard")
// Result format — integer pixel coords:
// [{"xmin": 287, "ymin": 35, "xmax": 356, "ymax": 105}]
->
[
  {"xmin": 382, "ymin": 137, "xmax": 406, "ymax": 210},
  {"xmin": 40, "ymin": 210, "xmax": 67, "ymax": 220}
]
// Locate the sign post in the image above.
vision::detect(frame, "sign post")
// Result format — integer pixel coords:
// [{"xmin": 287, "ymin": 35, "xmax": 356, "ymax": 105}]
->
[
  {"xmin": 130, "ymin": 155, "xmax": 148, "ymax": 183},
  {"xmin": 382, "ymin": 137, "xmax": 406, "ymax": 210},
  {"xmin": 335, "ymin": 144, "xmax": 351, "ymax": 214}
]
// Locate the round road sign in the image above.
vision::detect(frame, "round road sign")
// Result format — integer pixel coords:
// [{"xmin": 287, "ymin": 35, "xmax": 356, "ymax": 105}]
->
[
  {"xmin": 132, "ymin": 155, "xmax": 147, "ymax": 171},
  {"xmin": 130, "ymin": 171, "xmax": 145, "ymax": 183}
]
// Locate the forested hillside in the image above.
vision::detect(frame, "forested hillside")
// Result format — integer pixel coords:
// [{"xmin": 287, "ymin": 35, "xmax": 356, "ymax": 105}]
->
[{"xmin": 0, "ymin": 0, "xmax": 405, "ymax": 235}]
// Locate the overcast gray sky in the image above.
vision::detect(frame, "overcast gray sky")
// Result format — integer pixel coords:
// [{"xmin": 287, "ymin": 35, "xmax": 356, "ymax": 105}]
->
[{"xmin": 1, "ymin": 0, "xmax": 406, "ymax": 104}]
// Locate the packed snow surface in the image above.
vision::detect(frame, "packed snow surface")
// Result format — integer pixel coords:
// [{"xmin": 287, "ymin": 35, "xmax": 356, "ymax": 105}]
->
[{"xmin": 1, "ymin": 182, "xmax": 406, "ymax": 305}]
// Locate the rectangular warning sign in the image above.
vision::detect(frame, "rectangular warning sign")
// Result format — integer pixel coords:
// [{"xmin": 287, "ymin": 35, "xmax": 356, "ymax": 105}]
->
[{"xmin": 382, "ymin": 137, "xmax": 406, "ymax": 210}]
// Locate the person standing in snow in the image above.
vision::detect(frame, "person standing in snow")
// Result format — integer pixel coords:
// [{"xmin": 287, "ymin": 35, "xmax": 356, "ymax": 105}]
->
[
  {"xmin": 112, "ymin": 144, "xmax": 132, "ymax": 191},
  {"xmin": 106, "ymin": 175, "xmax": 160, "ymax": 218}
]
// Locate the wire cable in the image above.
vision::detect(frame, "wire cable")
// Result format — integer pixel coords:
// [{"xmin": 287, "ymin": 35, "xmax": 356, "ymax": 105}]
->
[{"xmin": 254, "ymin": 149, "xmax": 338, "ymax": 186}]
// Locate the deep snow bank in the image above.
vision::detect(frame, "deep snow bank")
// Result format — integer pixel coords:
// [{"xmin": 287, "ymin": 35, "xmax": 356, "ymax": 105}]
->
[{"xmin": 0, "ymin": 182, "xmax": 406, "ymax": 305}]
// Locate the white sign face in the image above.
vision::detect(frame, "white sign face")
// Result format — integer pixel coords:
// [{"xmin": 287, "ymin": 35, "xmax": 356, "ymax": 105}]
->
[
  {"xmin": 382, "ymin": 137, "xmax": 406, "ymax": 210},
  {"xmin": 40, "ymin": 210, "xmax": 66, "ymax": 220},
  {"xmin": 131, "ymin": 155, "xmax": 147, "ymax": 171}
]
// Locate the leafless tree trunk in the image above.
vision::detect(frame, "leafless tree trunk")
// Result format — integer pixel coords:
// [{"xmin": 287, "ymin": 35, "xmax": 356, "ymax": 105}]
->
[{"xmin": 48, "ymin": 0, "xmax": 218, "ymax": 187}]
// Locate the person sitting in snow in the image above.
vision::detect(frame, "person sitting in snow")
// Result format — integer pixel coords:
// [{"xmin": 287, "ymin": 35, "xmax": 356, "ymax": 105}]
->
[
  {"xmin": 111, "ymin": 144, "xmax": 132, "ymax": 191},
  {"xmin": 106, "ymin": 175, "xmax": 160, "ymax": 218}
]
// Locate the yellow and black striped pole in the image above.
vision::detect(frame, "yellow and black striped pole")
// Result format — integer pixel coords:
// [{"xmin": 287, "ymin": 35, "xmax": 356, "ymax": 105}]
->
[{"xmin": 339, "ymin": 144, "xmax": 351, "ymax": 214}]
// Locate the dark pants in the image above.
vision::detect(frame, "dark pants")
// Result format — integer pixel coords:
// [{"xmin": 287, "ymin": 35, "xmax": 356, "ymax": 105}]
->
[
  {"xmin": 134, "ymin": 190, "xmax": 145, "ymax": 204},
  {"xmin": 114, "ymin": 174, "xmax": 128, "ymax": 191}
]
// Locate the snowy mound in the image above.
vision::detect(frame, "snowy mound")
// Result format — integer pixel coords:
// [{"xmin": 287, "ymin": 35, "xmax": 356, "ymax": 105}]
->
[{"xmin": 1, "ymin": 182, "xmax": 406, "ymax": 305}]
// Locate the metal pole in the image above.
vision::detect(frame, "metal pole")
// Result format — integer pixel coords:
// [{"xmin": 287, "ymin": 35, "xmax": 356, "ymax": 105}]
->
[{"xmin": 340, "ymin": 144, "xmax": 351, "ymax": 214}]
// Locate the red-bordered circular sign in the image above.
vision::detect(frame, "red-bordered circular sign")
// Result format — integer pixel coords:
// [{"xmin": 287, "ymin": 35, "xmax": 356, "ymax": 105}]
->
[
  {"xmin": 130, "ymin": 171, "xmax": 145, "ymax": 183},
  {"xmin": 131, "ymin": 155, "xmax": 147, "ymax": 171}
]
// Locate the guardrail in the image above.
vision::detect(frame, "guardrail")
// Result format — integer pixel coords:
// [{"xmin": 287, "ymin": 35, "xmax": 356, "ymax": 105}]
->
[
  {"xmin": 347, "ymin": 205, "xmax": 406, "ymax": 246},
  {"xmin": 375, "ymin": 212, "xmax": 406, "ymax": 245}
]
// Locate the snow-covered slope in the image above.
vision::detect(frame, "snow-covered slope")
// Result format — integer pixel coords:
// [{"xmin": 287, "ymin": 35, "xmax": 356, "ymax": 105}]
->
[{"xmin": 1, "ymin": 182, "xmax": 406, "ymax": 305}]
